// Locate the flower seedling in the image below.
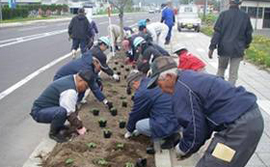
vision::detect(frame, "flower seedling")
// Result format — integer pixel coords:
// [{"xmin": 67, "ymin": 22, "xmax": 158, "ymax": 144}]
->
[
  {"xmin": 110, "ymin": 108, "xmax": 118, "ymax": 116},
  {"xmin": 122, "ymin": 100, "xmax": 128, "ymax": 108},
  {"xmin": 91, "ymin": 108, "xmax": 100, "ymax": 116},
  {"xmin": 136, "ymin": 158, "xmax": 147, "ymax": 167},
  {"xmin": 125, "ymin": 162, "xmax": 135, "ymax": 167},
  {"xmin": 116, "ymin": 142, "xmax": 125, "ymax": 150},
  {"xmin": 125, "ymin": 68, "xmax": 130, "ymax": 72},
  {"xmin": 86, "ymin": 142, "xmax": 97, "ymax": 149},
  {"xmin": 113, "ymin": 67, "xmax": 117, "ymax": 71},
  {"xmin": 98, "ymin": 118, "xmax": 107, "ymax": 128},
  {"xmin": 119, "ymin": 119, "xmax": 126, "ymax": 129},
  {"xmin": 117, "ymin": 71, "xmax": 121, "ymax": 75},
  {"xmin": 120, "ymin": 96, "xmax": 126, "ymax": 100},
  {"xmin": 120, "ymin": 65, "xmax": 124, "ymax": 68},
  {"xmin": 65, "ymin": 158, "xmax": 74, "ymax": 165},
  {"xmin": 93, "ymin": 158, "xmax": 108, "ymax": 166},
  {"xmin": 103, "ymin": 129, "xmax": 112, "ymax": 138}
]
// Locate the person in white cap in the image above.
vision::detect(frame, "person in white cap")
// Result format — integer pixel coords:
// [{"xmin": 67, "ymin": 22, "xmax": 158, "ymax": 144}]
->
[
  {"xmin": 173, "ymin": 44, "xmax": 206, "ymax": 72},
  {"xmin": 91, "ymin": 36, "xmax": 120, "ymax": 81}
]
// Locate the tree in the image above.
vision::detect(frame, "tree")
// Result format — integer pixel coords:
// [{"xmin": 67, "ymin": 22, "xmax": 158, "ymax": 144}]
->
[{"xmin": 108, "ymin": 0, "xmax": 130, "ymax": 42}]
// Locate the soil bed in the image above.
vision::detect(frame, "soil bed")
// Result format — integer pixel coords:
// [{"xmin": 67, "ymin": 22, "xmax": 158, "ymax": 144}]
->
[{"xmin": 42, "ymin": 55, "xmax": 155, "ymax": 167}]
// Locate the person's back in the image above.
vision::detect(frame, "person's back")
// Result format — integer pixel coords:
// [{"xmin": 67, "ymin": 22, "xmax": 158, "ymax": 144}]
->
[
  {"xmin": 212, "ymin": 7, "xmax": 252, "ymax": 57},
  {"xmin": 178, "ymin": 51, "xmax": 206, "ymax": 71},
  {"xmin": 68, "ymin": 13, "xmax": 90, "ymax": 40}
]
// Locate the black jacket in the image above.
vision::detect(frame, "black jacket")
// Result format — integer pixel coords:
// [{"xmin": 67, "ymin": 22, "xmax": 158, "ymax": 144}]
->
[
  {"xmin": 68, "ymin": 14, "xmax": 90, "ymax": 39},
  {"xmin": 209, "ymin": 6, "xmax": 253, "ymax": 57}
]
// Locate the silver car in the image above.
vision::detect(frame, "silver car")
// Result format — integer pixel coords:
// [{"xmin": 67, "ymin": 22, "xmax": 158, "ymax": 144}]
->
[{"xmin": 177, "ymin": 5, "xmax": 202, "ymax": 32}]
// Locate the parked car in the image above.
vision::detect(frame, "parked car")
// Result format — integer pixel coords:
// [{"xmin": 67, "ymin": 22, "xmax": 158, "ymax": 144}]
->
[
  {"xmin": 148, "ymin": 9, "xmax": 155, "ymax": 14},
  {"xmin": 177, "ymin": 5, "xmax": 201, "ymax": 32}
]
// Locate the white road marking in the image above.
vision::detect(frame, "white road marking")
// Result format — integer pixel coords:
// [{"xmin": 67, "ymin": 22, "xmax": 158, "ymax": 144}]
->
[
  {"xmin": 0, "ymin": 52, "xmax": 71, "ymax": 101},
  {"xmin": 0, "ymin": 29, "xmax": 67, "ymax": 48},
  {"xmin": 98, "ymin": 21, "xmax": 108, "ymax": 25},
  {"xmin": 257, "ymin": 100, "xmax": 270, "ymax": 115},
  {"xmin": 18, "ymin": 26, "xmax": 47, "ymax": 31}
]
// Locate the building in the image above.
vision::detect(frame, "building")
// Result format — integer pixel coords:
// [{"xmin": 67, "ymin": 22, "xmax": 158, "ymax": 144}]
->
[{"xmin": 240, "ymin": 0, "xmax": 270, "ymax": 29}]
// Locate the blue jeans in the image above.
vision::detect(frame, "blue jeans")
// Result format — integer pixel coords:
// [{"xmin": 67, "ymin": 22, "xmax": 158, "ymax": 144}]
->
[
  {"xmin": 165, "ymin": 25, "xmax": 173, "ymax": 42},
  {"xmin": 136, "ymin": 118, "xmax": 151, "ymax": 137},
  {"xmin": 72, "ymin": 38, "xmax": 87, "ymax": 53},
  {"xmin": 31, "ymin": 106, "xmax": 67, "ymax": 130}
]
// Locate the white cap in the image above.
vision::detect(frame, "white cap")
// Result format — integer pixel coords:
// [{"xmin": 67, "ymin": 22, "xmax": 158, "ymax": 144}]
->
[{"xmin": 173, "ymin": 44, "xmax": 187, "ymax": 54}]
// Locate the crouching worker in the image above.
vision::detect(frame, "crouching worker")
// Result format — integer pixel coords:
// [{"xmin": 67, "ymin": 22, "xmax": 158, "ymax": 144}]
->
[
  {"xmin": 124, "ymin": 70, "xmax": 180, "ymax": 149},
  {"xmin": 147, "ymin": 57, "xmax": 264, "ymax": 167},
  {"xmin": 173, "ymin": 45, "xmax": 206, "ymax": 72},
  {"xmin": 30, "ymin": 70, "xmax": 92, "ymax": 143}
]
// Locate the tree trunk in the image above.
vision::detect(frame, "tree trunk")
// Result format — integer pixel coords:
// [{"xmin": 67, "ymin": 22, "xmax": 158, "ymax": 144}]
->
[{"xmin": 119, "ymin": 10, "xmax": 124, "ymax": 42}]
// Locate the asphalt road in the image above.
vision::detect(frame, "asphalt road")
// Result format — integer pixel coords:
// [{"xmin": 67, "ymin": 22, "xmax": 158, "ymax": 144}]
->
[{"xmin": 0, "ymin": 13, "xmax": 160, "ymax": 167}]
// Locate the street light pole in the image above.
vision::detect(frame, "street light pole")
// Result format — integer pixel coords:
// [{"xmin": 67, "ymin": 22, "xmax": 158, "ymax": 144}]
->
[{"xmin": 203, "ymin": 0, "xmax": 208, "ymax": 21}]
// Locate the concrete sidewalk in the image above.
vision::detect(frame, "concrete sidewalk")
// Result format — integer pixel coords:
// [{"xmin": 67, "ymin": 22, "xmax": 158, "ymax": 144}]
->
[{"xmin": 157, "ymin": 27, "xmax": 270, "ymax": 167}]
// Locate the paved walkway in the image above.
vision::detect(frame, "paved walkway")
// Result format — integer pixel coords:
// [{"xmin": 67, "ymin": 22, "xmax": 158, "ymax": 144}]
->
[{"xmin": 158, "ymin": 28, "xmax": 270, "ymax": 167}]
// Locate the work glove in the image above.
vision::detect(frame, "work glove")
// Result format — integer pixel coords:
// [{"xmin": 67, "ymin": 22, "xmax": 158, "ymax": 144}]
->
[
  {"xmin": 208, "ymin": 49, "xmax": 214, "ymax": 59},
  {"xmin": 67, "ymin": 112, "xmax": 83, "ymax": 129},
  {"xmin": 77, "ymin": 127, "xmax": 87, "ymax": 135},
  {"xmin": 112, "ymin": 74, "xmax": 120, "ymax": 81},
  {"xmin": 175, "ymin": 143, "xmax": 191, "ymax": 160},
  {"xmin": 103, "ymin": 99, "xmax": 113, "ymax": 110},
  {"xmin": 124, "ymin": 131, "xmax": 132, "ymax": 139}
]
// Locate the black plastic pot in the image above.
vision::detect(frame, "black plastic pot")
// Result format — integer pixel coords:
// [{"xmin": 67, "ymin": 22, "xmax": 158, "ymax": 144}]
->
[
  {"xmin": 110, "ymin": 108, "xmax": 118, "ymax": 116},
  {"xmin": 125, "ymin": 68, "xmax": 130, "ymax": 72},
  {"xmin": 117, "ymin": 71, "xmax": 121, "ymax": 75},
  {"xmin": 99, "ymin": 120, "xmax": 107, "ymax": 128},
  {"xmin": 119, "ymin": 121, "xmax": 126, "ymax": 129},
  {"xmin": 124, "ymin": 75, "xmax": 127, "ymax": 79},
  {"xmin": 113, "ymin": 67, "xmax": 117, "ymax": 71},
  {"xmin": 115, "ymin": 62, "xmax": 118, "ymax": 65},
  {"xmin": 122, "ymin": 101, "xmax": 127, "ymax": 108},
  {"xmin": 135, "ymin": 158, "xmax": 147, "ymax": 167},
  {"xmin": 120, "ymin": 65, "xmax": 124, "ymax": 68},
  {"xmin": 103, "ymin": 131, "xmax": 112, "ymax": 138},
  {"xmin": 146, "ymin": 146, "xmax": 155, "ymax": 155},
  {"xmin": 92, "ymin": 109, "xmax": 99, "ymax": 116}
]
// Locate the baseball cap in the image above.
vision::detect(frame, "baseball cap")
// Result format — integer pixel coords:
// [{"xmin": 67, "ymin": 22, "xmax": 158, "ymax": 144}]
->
[
  {"xmin": 173, "ymin": 44, "xmax": 187, "ymax": 54},
  {"xmin": 78, "ymin": 70, "xmax": 94, "ymax": 86},
  {"xmin": 147, "ymin": 57, "xmax": 177, "ymax": 89},
  {"xmin": 126, "ymin": 70, "xmax": 144, "ymax": 88},
  {"xmin": 93, "ymin": 54, "xmax": 109, "ymax": 70}
]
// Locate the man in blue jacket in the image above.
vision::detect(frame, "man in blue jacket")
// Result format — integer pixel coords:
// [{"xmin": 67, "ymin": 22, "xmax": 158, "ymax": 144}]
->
[
  {"xmin": 125, "ymin": 70, "xmax": 180, "ymax": 149},
  {"xmin": 147, "ymin": 57, "xmax": 264, "ymax": 167},
  {"xmin": 54, "ymin": 47, "xmax": 113, "ymax": 110},
  {"xmin": 161, "ymin": 2, "xmax": 175, "ymax": 45},
  {"xmin": 30, "ymin": 70, "xmax": 92, "ymax": 143}
]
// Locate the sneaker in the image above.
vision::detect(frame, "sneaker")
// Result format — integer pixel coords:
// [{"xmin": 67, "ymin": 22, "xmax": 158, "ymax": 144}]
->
[
  {"xmin": 161, "ymin": 133, "xmax": 180, "ymax": 149},
  {"xmin": 49, "ymin": 132, "xmax": 69, "ymax": 143},
  {"xmin": 71, "ymin": 49, "xmax": 76, "ymax": 59}
]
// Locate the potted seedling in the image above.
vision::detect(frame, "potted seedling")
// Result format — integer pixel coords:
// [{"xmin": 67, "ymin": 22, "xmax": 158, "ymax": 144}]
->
[
  {"xmin": 93, "ymin": 158, "xmax": 109, "ymax": 166},
  {"xmin": 117, "ymin": 71, "xmax": 121, "ymax": 75},
  {"xmin": 122, "ymin": 100, "xmax": 128, "ymax": 108},
  {"xmin": 86, "ymin": 142, "xmax": 97, "ymax": 149},
  {"xmin": 125, "ymin": 68, "xmax": 130, "ymax": 72},
  {"xmin": 65, "ymin": 158, "xmax": 74, "ymax": 165},
  {"xmin": 119, "ymin": 119, "xmax": 126, "ymax": 129},
  {"xmin": 120, "ymin": 64, "xmax": 124, "ymax": 68},
  {"xmin": 120, "ymin": 96, "xmax": 126, "ymax": 100},
  {"xmin": 124, "ymin": 75, "xmax": 127, "ymax": 79},
  {"xmin": 116, "ymin": 142, "xmax": 125, "ymax": 150},
  {"xmin": 98, "ymin": 118, "xmax": 107, "ymax": 128},
  {"xmin": 91, "ymin": 108, "xmax": 100, "ymax": 116},
  {"xmin": 135, "ymin": 158, "xmax": 147, "ymax": 167},
  {"xmin": 103, "ymin": 128, "xmax": 112, "ymax": 138},
  {"xmin": 110, "ymin": 108, "xmax": 118, "ymax": 116},
  {"xmin": 113, "ymin": 67, "xmax": 117, "ymax": 71},
  {"xmin": 114, "ymin": 61, "xmax": 119, "ymax": 65},
  {"xmin": 125, "ymin": 162, "xmax": 135, "ymax": 167}
]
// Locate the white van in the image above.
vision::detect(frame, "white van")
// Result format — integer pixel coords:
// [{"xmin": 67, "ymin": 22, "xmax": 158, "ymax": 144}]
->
[{"xmin": 177, "ymin": 5, "xmax": 201, "ymax": 32}]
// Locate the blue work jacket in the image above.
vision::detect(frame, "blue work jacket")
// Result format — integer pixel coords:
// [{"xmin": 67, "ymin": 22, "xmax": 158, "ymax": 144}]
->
[
  {"xmin": 173, "ymin": 70, "xmax": 257, "ymax": 156},
  {"xmin": 127, "ymin": 77, "xmax": 179, "ymax": 139}
]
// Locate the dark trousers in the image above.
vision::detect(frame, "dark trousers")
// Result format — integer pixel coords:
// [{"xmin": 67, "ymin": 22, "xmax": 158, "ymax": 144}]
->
[
  {"xmin": 31, "ymin": 106, "xmax": 67, "ymax": 131},
  {"xmin": 72, "ymin": 38, "xmax": 87, "ymax": 53},
  {"xmin": 165, "ymin": 25, "xmax": 173, "ymax": 42},
  {"xmin": 196, "ymin": 106, "xmax": 264, "ymax": 167}
]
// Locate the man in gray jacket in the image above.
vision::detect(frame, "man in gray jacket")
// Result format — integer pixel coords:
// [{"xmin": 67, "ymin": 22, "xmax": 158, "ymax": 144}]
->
[{"xmin": 208, "ymin": 0, "xmax": 253, "ymax": 85}]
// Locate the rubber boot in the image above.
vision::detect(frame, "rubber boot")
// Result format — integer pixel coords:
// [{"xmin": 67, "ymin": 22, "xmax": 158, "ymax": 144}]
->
[
  {"xmin": 49, "ymin": 124, "xmax": 69, "ymax": 143},
  {"xmin": 160, "ymin": 133, "xmax": 180, "ymax": 149}
]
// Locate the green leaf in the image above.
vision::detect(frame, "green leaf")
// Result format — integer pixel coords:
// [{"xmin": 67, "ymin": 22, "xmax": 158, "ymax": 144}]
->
[{"xmin": 65, "ymin": 158, "xmax": 74, "ymax": 165}]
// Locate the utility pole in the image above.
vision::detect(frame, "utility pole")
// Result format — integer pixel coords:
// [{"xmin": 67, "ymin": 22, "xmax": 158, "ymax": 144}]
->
[
  {"xmin": 203, "ymin": 0, "xmax": 208, "ymax": 21},
  {"xmin": 0, "ymin": 0, "xmax": 2, "ymax": 21}
]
